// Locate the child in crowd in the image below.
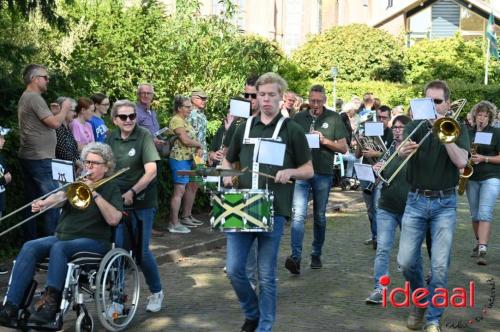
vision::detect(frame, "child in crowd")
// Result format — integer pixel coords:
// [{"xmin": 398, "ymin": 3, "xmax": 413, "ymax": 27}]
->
[{"xmin": 0, "ymin": 126, "xmax": 12, "ymax": 275}]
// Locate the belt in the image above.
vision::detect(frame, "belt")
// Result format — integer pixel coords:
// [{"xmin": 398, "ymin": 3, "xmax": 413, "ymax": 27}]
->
[{"xmin": 410, "ymin": 188, "xmax": 456, "ymax": 198}]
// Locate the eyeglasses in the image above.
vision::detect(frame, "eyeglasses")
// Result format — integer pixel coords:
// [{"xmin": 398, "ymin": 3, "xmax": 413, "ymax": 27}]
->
[
  {"xmin": 139, "ymin": 92, "xmax": 154, "ymax": 96},
  {"xmin": 83, "ymin": 160, "xmax": 106, "ymax": 166},
  {"xmin": 36, "ymin": 75, "xmax": 49, "ymax": 81},
  {"xmin": 378, "ymin": 115, "xmax": 390, "ymax": 120},
  {"xmin": 433, "ymin": 99, "xmax": 444, "ymax": 105},
  {"xmin": 194, "ymin": 96, "xmax": 208, "ymax": 101},
  {"xmin": 115, "ymin": 113, "xmax": 137, "ymax": 121},
  {"xmin": 244, "ymin": 93, "xmax": 257, "ymax": 99},
  {"xmin": 392, "ymin": 126, "xmax": 404, "ymax": 130},
  {"xmin": 100, "ymin": 102, "xmax": 110, "ymax": 106},
  {"xmin": 182, "ymin": 105, "xmax": 192, "ymax": 109},
  {"xmin": 309, "ymin": 99, "xmax": 324, "ymax": 105}
]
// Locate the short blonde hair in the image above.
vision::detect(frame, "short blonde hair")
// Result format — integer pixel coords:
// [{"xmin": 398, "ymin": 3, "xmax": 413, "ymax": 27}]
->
[
  {"xmin": 256, "ymin": 72, "xmax": 288, "ymax": 96},
  {"xmin": 471, "ymin": 101, "xmax": 497, "ymax": 126}
]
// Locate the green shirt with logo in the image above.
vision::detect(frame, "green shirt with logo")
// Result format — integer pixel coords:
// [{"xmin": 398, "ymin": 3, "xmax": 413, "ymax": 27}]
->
[
  {"xmin": 56, "ymin": 181, "xmax": 123, "ymax": 247},
  {"xmin": 293, "ymin": 109, "xmax": 348, "ymax": 175},
  {"xmin": 106, "ymin": 125, "xmax": 160, "ymax": 209},
  {"xmin": 469, "ymin": 126, "xmax": 500, "ymax": 181},
  {"xmin": 404, "ymin": 120, "xmax": 470, "ymax": 190},
  {"xmin": 226, "ymin": 114, "xmax": 312, "ymax": 218}
]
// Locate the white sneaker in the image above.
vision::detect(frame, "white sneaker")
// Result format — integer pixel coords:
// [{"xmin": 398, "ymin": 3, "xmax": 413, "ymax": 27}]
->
[
  {"xmin": 168, "ymin": 223, "xmax": 191, "ymax": 234},
  {"xmin": 105, "ymin": 302, "xmax": 123, "ymax": 320},
  {"xmin": 180, "ymin": 217, "xmax": 199, "ymax": 228},
  {"xmin": 182, "ymin": 216, "xmax": 204, "ymax": 225},
  {"xmin": 146, "ymin": 290, "xmax": 164, "ymax": 313}
]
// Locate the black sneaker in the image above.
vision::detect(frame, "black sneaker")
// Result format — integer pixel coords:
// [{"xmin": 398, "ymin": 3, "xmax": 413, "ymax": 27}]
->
[
  {"xmin": 285, "ymin": 256, "xmax": 300, "ymax": 275},
  {"xmin": 240, "ymin": 318, "xmax": 259, "ymax": 332},
  {"xmin": 0, "ymin": 301, "xmax": 19, "ymax": 326},
  {"xmin": 310, "ymin": 255, "xmax": 322, "ymax": 269},
  {"xmin": 0, "ymin": 266, "xmax": 8, "ymax": 275}
]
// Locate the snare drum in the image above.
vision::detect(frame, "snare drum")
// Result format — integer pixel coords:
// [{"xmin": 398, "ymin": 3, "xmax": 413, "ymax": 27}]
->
[{"xmin": 210, "ymin": 189, "xmax": 274, "ymax": 232}]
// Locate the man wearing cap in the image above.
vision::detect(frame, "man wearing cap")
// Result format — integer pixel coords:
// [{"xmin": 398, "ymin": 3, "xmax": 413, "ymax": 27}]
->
[
  {"xmin": 18, "ymin": 64, "xmax": 72, "ymax": 241},
  {"xmin": 178, "ymin": 88, "xmax": 208, "ymax": 227}
]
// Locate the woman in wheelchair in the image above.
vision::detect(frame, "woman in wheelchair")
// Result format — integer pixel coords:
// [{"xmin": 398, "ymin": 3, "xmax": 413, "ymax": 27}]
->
[{"xmin": 0, "ymin": 142, "xmax": 123, "ymax": 326}]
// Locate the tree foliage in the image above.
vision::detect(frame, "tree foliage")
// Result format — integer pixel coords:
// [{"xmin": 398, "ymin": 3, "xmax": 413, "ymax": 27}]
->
[{"xmin": 292, "ymin": 24, "xmax": 405, "ymax": 82}]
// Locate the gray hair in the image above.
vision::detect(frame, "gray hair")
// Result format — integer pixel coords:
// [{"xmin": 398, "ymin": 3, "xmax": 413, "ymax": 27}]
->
[
  {"xmin": 256, "ymin": 72, "xmax": 288, "ymax": 96},
  {"xmin": 111, "ymin": 99, "xmax": 136, "ymax": 118},
  {"xmin": 173, "ymin": 95, "xmax": 190, "ymax": 113},
  {"xmin": 81, "ymin": 142, "xmax": 116, "ymax": 176},
  {"xmin": 471, "ymin": 100, "xmax": 497, "ymax": 126},
  {"xmin": 137, "ymin": 83, "xmax": 154, "ymax": 95},
  {"xmin": 341, "ymin": 102, "xmax": 357, "ymax": 113},
  {"xmin": 22, "ymin": 64, "xmax": 47, "ymax": 85},
  {"xmin": 56, "ymin": 96, "xmax": 77, "ymax": 111}
]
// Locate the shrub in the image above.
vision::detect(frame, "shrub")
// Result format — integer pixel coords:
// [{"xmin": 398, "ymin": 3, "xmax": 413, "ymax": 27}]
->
[{"xmin": 292, "ymin": 24, "xmax": 405, "ymax": 82}]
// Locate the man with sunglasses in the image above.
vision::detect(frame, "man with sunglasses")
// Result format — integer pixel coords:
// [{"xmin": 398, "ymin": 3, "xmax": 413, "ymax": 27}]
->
[
  {"xmin": 17, "ymin": 64, "xmax": 73, "ymax": 241},
  {"xmin": 285, "ymin": 84, "xmax": 348, "ymax": 274},
  {"xmin": 397, "ymin": 80, "xmax": 470, "ymax": 332}
]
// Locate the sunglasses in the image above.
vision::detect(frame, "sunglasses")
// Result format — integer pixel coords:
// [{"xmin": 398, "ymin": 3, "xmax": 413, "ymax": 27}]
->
[
  {"xmin": 433, "ymin": 99, "xmax": 444, "ymax": 105},
  {"xmin": 244, "ymin": 93, "xmax": 257, "ymax": 99},
  {"xmin": 115, "ymin": 113, "xmax": 137, "ymax": 121}
]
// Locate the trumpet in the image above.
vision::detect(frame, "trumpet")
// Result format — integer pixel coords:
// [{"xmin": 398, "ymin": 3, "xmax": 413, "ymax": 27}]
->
[
  {"xmin": 0, "ymin": 167, "xmax": 129, "ymax": 237},
  {"xmin": 376, "ymin": 99, "xmax": 467, "ymax": 185},
  {"xmin": 457, "ymin": 143, "xmax": 477, "ymax": 195}
]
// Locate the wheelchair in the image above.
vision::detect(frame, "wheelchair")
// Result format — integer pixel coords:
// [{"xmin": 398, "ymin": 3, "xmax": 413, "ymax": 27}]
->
[{"xmin": 1, "ymin": 217, "xmax": 141, "ymax": 332}]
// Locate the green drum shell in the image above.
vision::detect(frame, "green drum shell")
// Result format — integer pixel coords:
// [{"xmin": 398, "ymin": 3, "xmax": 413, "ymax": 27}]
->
[{"xmin": 210, "ymin": 189, "xmax": 274, "ymax": 232}]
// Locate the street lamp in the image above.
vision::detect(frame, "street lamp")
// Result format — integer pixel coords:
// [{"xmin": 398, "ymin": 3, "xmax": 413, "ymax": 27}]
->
[{"xmin": 331, "ymin": 67, "xmax": 338, "ymax": 112}]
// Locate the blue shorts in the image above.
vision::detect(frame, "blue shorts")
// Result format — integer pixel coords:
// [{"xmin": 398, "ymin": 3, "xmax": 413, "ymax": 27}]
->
[
  {"xmin": 466, "ymin": 177, "xmax": 500, "ymax": 222},
  {"xmin": 169, "ymin": 159, "xmax": 193, "ymax": 185}
]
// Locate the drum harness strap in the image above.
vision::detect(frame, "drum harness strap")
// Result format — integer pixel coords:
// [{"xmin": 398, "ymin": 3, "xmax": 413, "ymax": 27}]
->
[{"xmin": 243, "ymin": 115, "xmax": 286, "ymax": 190}]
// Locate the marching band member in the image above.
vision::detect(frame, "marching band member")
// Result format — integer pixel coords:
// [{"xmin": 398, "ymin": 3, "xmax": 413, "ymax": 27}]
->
[
  {"xmin": 397, "ymin": 80, "xmax": 469, "ymax": 332},
  {"xmin": 285, "ymin": 84, "xmax": 348, "ymax": 274},
  {"xmin": 106, "ymin": 100, "xmax": 164, "ymax": 313},
  {"xmin": 222, "ymin": 72, "xmax": 313, "ymax": 332},
  {"xmin": 466, "ymin": 101, "xmax": 500, "ymax": 265},
  {"xmin": 365, "ymin": 115, "xmax": 411, "ymax": 304},
  {"xmin": 0, "ymin": 143, "xmax": 123, "ymax": 325}
]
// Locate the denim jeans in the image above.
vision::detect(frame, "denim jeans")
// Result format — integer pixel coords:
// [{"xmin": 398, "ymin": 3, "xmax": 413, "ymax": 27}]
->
[
  {"xmin": 6, "ymin": 236, "xmax": 107, "ymax": 306},
  {"xmin": 20, "ymin": 159, "xmax": 60, "ymax": 241},
  {"xmin": 397, "ymin": 191, "xmax": 457, "ymax": 326},
  {"xmin": 246, "ymin": 241, "xmax": 258, "ymax": 288},
  {"xmin": 361, "ymin": 181, "xmax": 381, "ymax": 241},
  {"xmin": 290, "ymin": 175, "xmax": 333, "ymax": 259},
  {"xmin": 466, "ymin": 178, "xmax": 500, "ymax": 222},
  {"xmin": 226, "ymin": 215, "xmax": 285, "ymax": 332},
  {"xmin": 343, "ymin": 152, "xmax": 359, "ymax": 178},
  {"xmin": 116, "ymin": 208, "xmax": 162, "ymax": 293},
  {"xmin": 373, "ymin": 208, "xmax": 402, "ymax": 290}
]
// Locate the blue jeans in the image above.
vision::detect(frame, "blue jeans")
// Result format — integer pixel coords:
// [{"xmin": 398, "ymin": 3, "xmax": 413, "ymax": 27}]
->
[
  {"xmin": 246, "ymin": 241, "xmax": 258, "ymax": 288},
  {"xmin": 226, "ymin": 215, "xmax": 285, "ymax": 332},
  {"xmin": 373, "ymin": 208, "xmax": 402, "ymax": 290},
  {"xmin": 361, "ymin": 181, "xmax": 381, "ymax": 240},
  {"xmin": 116, "ymin": 208, "xmax": 162, "ymax": 293},
  {"xmin": 6, "ymin": 236, "xmax": 107, "ymax": 306},
  {"xmin": 466, "ymin": 178, "xmax": 500, "ymax": 222},
  {"xmin": 397, "ymin": 191, "xmax": 457, "ymax": 326},
  {"xmin": 290, "ymin": 175, "xmax": 333, "ymax": 259},
  {"xmin": 20, "ymin": 159, "xmax": 60, "ymax": 241}
]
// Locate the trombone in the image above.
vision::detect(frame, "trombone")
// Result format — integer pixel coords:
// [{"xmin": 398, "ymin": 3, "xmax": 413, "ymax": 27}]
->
[
  {"xmin": 0, "ymin": 167, "xmax": 129, "ymax": 237},
  {"xmin": 376, "ymin": 99, "xmax": 467, "ymax": 185}
]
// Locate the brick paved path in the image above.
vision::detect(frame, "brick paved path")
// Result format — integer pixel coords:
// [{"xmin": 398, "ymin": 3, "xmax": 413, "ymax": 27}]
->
[{"xmin": 0, "ymin": 191, "xmax": 498, "ymax": 331}]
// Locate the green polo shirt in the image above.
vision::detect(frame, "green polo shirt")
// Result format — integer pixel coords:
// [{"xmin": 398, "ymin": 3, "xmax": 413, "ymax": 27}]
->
[
  {"xmin": 226, "ymin": 113, "xmax": 312, "ymax": 218},
  {"xmin": 378, "ymin": 155, "xmax": 410, "ymax": 215},
  {"xmin": 56, "ymin": 181, "xmax": 123, "ymax": 246},
  {"xmin": 210, "ymin": 124, "xmax": 226, "ymax": 152},
  {"xmin": 293, "ymin": 108, "xmax": 348, "ymax": 175},
  {"xmin": 404, "ymin": 120, "xmax": 470, "ymax": 190},
  {"xmin": 223, "ymin": 118, "xmax": 245, "ymax": 148},
  {"xmin": 469, "ymin": 126, "xmax": 500, "ymax": 181},
  {"xmin": 106, "ymin": 125, "xmax": 160, "ymax": 209}
]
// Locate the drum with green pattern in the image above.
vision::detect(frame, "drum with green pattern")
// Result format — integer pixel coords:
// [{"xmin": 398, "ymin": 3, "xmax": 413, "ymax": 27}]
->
[{"xmin": 210, "ymin": 189, "xmax": 274, "ymax": 232}]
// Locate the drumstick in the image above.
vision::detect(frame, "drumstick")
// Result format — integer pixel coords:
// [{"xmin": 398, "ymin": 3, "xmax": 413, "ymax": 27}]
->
[{"xmin": 246, "ymin": 169, "xmax": 294, "ymax": 184}]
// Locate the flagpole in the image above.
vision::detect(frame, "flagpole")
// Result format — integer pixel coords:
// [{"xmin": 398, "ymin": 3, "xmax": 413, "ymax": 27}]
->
[{"xmin": 485, "ymin": 36, "xmax": 490, "ymax": 85}]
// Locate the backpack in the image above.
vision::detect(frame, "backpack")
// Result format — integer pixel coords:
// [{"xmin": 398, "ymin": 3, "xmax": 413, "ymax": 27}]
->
[{"xmin": 155, "ymin": 127, "xmax": 178, "ymax": 158}]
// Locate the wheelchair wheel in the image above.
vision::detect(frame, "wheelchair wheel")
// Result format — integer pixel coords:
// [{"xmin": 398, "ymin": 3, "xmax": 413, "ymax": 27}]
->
[
  {"xmin": 95, "ymin": 248, "xmax": 140, "ymax": 331},
  {"xmin": 75, "ymin": 312, "xmax": 94, "ymax": 332}
]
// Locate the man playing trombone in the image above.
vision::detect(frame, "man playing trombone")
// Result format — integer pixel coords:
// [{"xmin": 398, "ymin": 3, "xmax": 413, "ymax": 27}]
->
[{"xmin": 396, "ymin": 80, "xmax": 470, "ymax": 332}]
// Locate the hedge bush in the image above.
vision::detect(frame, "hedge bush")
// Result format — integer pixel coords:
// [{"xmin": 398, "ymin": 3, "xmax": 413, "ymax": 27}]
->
[{"xmin": 292, "ymin": 24, "xmax": 405, "ymax": 82}]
